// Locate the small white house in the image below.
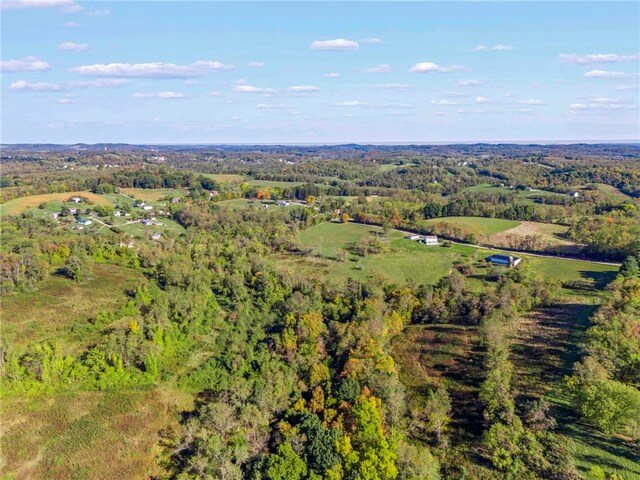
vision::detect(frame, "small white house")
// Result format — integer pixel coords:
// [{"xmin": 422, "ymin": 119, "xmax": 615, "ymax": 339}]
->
[
  {"xmin": 114, "ymin": 210, "xmax": 122, "ymax": 217},
  {"xmin": 151, "ymin": 234, "xmax": 162, "ymax": 241},
  {"xmin": 69, "ymin": 208, "xmax": 78, "ymax": 215},
  {"xmin": 70, "ymin": 197, "xmax": 82, "ymax": 203},
  {"xmin": 143, "ymin": 205, "xmax": 153, "ymax": 211},
  {"xmin": 276, "ymin": 200, "xmax": 289, "ymax": 206},
  {"xmin": 422, "ymin": 235, "xmax": 439, "ymax": 245},
  {"xmin": 569, "ymin": 191, "xmax": 580, "ymax": 198},
  {"xmin": 405, "ymin": 234, "xmax": 422, "ymax": 241}
]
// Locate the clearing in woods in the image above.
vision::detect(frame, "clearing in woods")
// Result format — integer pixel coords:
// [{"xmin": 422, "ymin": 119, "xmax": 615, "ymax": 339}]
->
[
  {"xmin": 0, "ymin": 192, "xmax": 111, "ymax": 216},
  {"xmin": 510, "ymin": 302, "xmax": 640, "ymax": 479}
]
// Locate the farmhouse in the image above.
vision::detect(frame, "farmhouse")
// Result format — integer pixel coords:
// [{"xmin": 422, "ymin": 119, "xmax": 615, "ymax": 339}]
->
[
  {"xmin": 114, "ymin": 210, "xmax": 122, "ymax": 217},
  {"xmin": 569, "ymin": 191, "xmax": 580, "ymax": 198},
  {"xmin": 70, "ymin": 197, "xmax": 82, "ymax": 203},
  {"xmin": 421, "ymin": 235, "xmax": 439, "ymax": 245},
  {"xmin": 142, "ymin": 205, "xmax": 153, "ymax": 211},
  {"xmin": 276, "ymin": 200, "xmax": 289, "ymax": 206},
  {"xmin": 69, "ymin": 208, "xmax": 78, "ymax": 215},
  {"xmin": 486, "ymin": 254, "xmax": 521, "ymax": 267}
]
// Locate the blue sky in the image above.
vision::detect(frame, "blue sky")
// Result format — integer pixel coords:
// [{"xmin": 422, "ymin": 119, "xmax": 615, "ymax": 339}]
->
[{"xmin": 1, "ymin": 1, "xmax": 639, "ymax": 143}]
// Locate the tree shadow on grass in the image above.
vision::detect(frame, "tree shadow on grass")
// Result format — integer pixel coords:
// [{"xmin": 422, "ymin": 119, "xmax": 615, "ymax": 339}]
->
[{"xmin": 579, "ymin": 269, "xmax": 617, "ymax": 290}]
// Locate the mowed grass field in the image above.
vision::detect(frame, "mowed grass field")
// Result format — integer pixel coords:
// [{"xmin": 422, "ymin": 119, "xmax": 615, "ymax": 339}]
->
[
  {"xmin": 0, "ymin": 388, "xmax": 191, "ymax": 480},
  {"xmin": 425, "ymin": 216, "xmax": 520, "ymax": 238},
  {"xmin": 0, "ymin": 192, "xmax": 111, "ymax": 216},
  {"xmin": 247, "ymin": 179, "xmax": 304, "ymax": 188},
  {"xmin": 276, "ymin": 221, "xmax": 618, "ymax": 287},
  {"xmin": 1, "ymin": 264, "xmax": 145, "ymax": 352},
  {"xmin": 119, "ymin": 188, "xmax": 187, "ymax": 202}
]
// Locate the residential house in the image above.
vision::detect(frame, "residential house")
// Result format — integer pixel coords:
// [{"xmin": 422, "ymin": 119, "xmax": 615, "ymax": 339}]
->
[{"xmin": 421, "ymin": 235, "xmax": 439, "ymax": 245}]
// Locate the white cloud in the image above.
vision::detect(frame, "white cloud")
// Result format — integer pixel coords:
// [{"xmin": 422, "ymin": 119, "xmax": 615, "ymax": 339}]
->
[
  {"xmin": 10, "ymin": 78, "xmax": 130, "ymax": 91},
  {"xmin": 518, "ymin": 99, "xmax": 545, "ymax": 105},
  {"xmin": 409, "ymin": 62, "xmax": 466, "ymax": 73},
  {"xmin": 615, "ymin": 84, "xmax": 637, "ymax": 91},
  {"xmin": 256, "ymin": 103, "xmax": 288, "ymax": 109},
  {"xmin": 324, "ymin": 72, "xmax": 341, "ymax": 78},
  {"xmin": 374, "ymin": 83, "xmax": 411, "ymax": 91},
  {"xmin": 333, "ymin": 100, "xmax": 369, "ymax": 107},
  {"xmin": 476, "ymin": 96, "xmax": 489, "ymax": 104},
  {"xmin": 85, "ymin": 8, "xmax": 109, "ymax": 16},
  {"xmin": 248, "ymin": 61, "xmax": 265, "ymax": 67},
  {"xmin": 289, "ymin": 85, "xmax": 320, "ymax": 92},
  {"xmin": 430, "ymin": 100, "xmax": 459, "ymax": 106},
  {"xmin": 475, "ymin": 44, "xmax": 514, "ymax": 51},
  {"xmin": 133, "ymin": 91, "xmax": 186, "ymax": 99},
  {"xmin": 72, "ymin": 61, "xmax": 234, "ymax": 78},
  {"xmin": 1, "ymin": 0, "xmax": 82, "ymax": 12},
  {"xmin": 360, "ymin": 37, "xmax": 382, "ymax": 44},
  {"xmin": 233, "ymin": 85, "xmax": 275, "ymax": 94},
  {"xmin": 454, "ymin": 79, "xmax": 484, "ymax": 87},
  {"xmin": 569, "ymin": 95, "xmax": 637, "ymax": 112},
  {"xmin": 584, "ymin": 70, "xmax": 638, "ymax": 79},
  {"xmin": 1, "ymin": 56, "xmax": 50, "ymax": 72},
  {"xmin": 445, "ymin": 91, "xmax": 468, "ymax": 97},
  {"xmin": 457, "ymin": 109, "xmax": 489, "ymax": 114},
  {"xmin": 58, "ymin": 41, "xmax": 90, "ymax": 51},
  {"xmin": 57, "ymin": 94, "xmax": 76, "ymax": 104},
  {"xmin": 310, "ymin": 38, "xmax": 359, "ymax": 51},
  {"xmin": 63, "ymin": 21, "xmax": 82, "ymax": 27},
  {"xmin": 363, "ymin": 64, "xmax": 392, "ymax": 74},
  {"xmin": 208, "ymin": 91, "xmax": 223, "ymax": 96},
  {"xmin": 558, "ymin": 53, "xmax": 640, "ymax": 65}
]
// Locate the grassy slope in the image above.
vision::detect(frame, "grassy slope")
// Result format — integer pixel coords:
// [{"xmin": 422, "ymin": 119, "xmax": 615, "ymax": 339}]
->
[
  {"xmin": 425, "ymin": 216, "xmax": 520, "ymax": 237},
  {"xmin": 0, "ymin": 388, "xmax": 190, "ymax": 480},
  {"xmin": 1, "ymin": 264, "xmax": 145, "ymax": 352},
  {"xmin": 199, "ymin": 173, "xmax": 245, "ymax": 183},
  {"xmin": 0, "ymin": 192, "xmax": 111, "ymax": 217},
  {"xmin": 280, "ymin": 221, "xmax": 617, "ymax": 287},
  {"xmin": 118, "ymin": 188, "xmax": 187, "ymax": 202}
]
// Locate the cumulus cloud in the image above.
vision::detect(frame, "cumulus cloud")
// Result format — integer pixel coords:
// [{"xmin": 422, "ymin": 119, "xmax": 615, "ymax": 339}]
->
[
  {"xmin": 1, "ymin": 0, "xmax": 82, "ymax": 11},
  {"xmin": 333, "ymin": 100, "xmax": 369, "ymax": 107},
  {"xmin": 430, "ymin": 99, "xmax": 459, "ymax": 106},
  {"xmin": 518, "ymin": 99, "xmax": 545, "ymax": 105},
  {"xmin": 58, "ymin": 41, "xmax": 90, "ymax": 51},
  {"xmin": 72, "ymin": 61, "xmax": 234, "ymax": 78},
  {"xmin": 10, "ymin": 78, "xmax": 130, "ymax": 91},
  {"xmin": 475, "ymin": 44, "xmax": 514, "ymax": 51},
  {"xmin": 454, "ymin": 79, "xmax": 484, "ymax": 87},
  {"xmin": 1, "ymin": 56, "xmax": 50, "ymax": 72},
  {"xmin": 616, "ymin": 84, "xmax": 637, "ymax": 91},
  {"xmin": 248, "ymin": 62, "xmax": 265, "ymax": 67},
  {"xmin": 409, "ymin": 62, "xmax": 466, "ymax": 73},
  {"xmin": 363, "ymin": 64, "xmax": 392, "ymax": 74},
  {"xmin": 85, "ymin": 8, "xmax": 109, "ymax": 16},
  {"xmin": 584, "ymin": 70, "xmax": 638, "ymax": 79},
  {"xmin": 133, "ymin": 91, "xmax": 186, "ymax": 99},
  {"xmin": 360, "ymin": 37, "xmax": 382, "ymax": 44},
  {"xmin": 476, "ymin": 96, "xmax": 489, "ymax": 104},
  {"xmin": 324, "ymin": 72, "xmax": 341, "ymax": 78},
  {"xmin": 288, "ymin": 85, "xmax": 320, "ymax": 92},
  {"xmin": 256, "ymin": 103, "xmax": 288, "ymax": 109},
  {"xmin": 310, "ymin": 38, "xmax": 359, "ymax": 51},
  {"xmin": 569, "ymin": 95, "xmax": 637, "ymax": 111},
  {"xmin": 558, "ymin": 53, "xmax": 640, "ymax": 65},
  {"xmin": 233, "ymin": 85, "xmax": 275, "ymax": 94}
]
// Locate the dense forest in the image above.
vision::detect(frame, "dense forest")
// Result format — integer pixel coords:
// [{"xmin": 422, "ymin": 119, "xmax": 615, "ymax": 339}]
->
[{"xmin": 1, "ymin": 144, "xmax": 638, "ymax": 480}]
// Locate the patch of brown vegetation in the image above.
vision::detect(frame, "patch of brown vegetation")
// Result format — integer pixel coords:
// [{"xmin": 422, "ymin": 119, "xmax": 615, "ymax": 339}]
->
[{"xmin": 490, "ymin": 221, "xmax": 580, "ymax": 252}]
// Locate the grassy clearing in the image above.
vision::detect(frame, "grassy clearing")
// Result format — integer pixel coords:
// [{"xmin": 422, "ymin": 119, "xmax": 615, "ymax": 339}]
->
[
  {"xmin": 118, "ymin": 188, "xmax": 186, "ymax": 202},
  {"xmin": 489, "ymin": 221, "xmax": 575, "ymax": 249},
  {"xmin": 115, "ymin": 218, "xmax": 185, "ymax": 238},
  {"xmin": 0, "ymin": 192, "xmax": 111, "ymax": 217},
  {"xmin": 278, "ymin": 222, "xmax": 618, "ymax": 287},
  {"xmin": 511, "ymin": 302, "xmax": 640, "ymax": 479},
  {"xmin": 425, "ymin": 216, "xmax": 520, "ymax": 238},
  {"xmin": 214, "ymin": 198, "xmax": 263, "ymax": 209},
  {"xmin": 1, "ymin": 264, "xmax": 145, "ymax": 352},
  {"xmin": 0, "ymin": 387, "xmax": 191, "ymax": 480}
]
